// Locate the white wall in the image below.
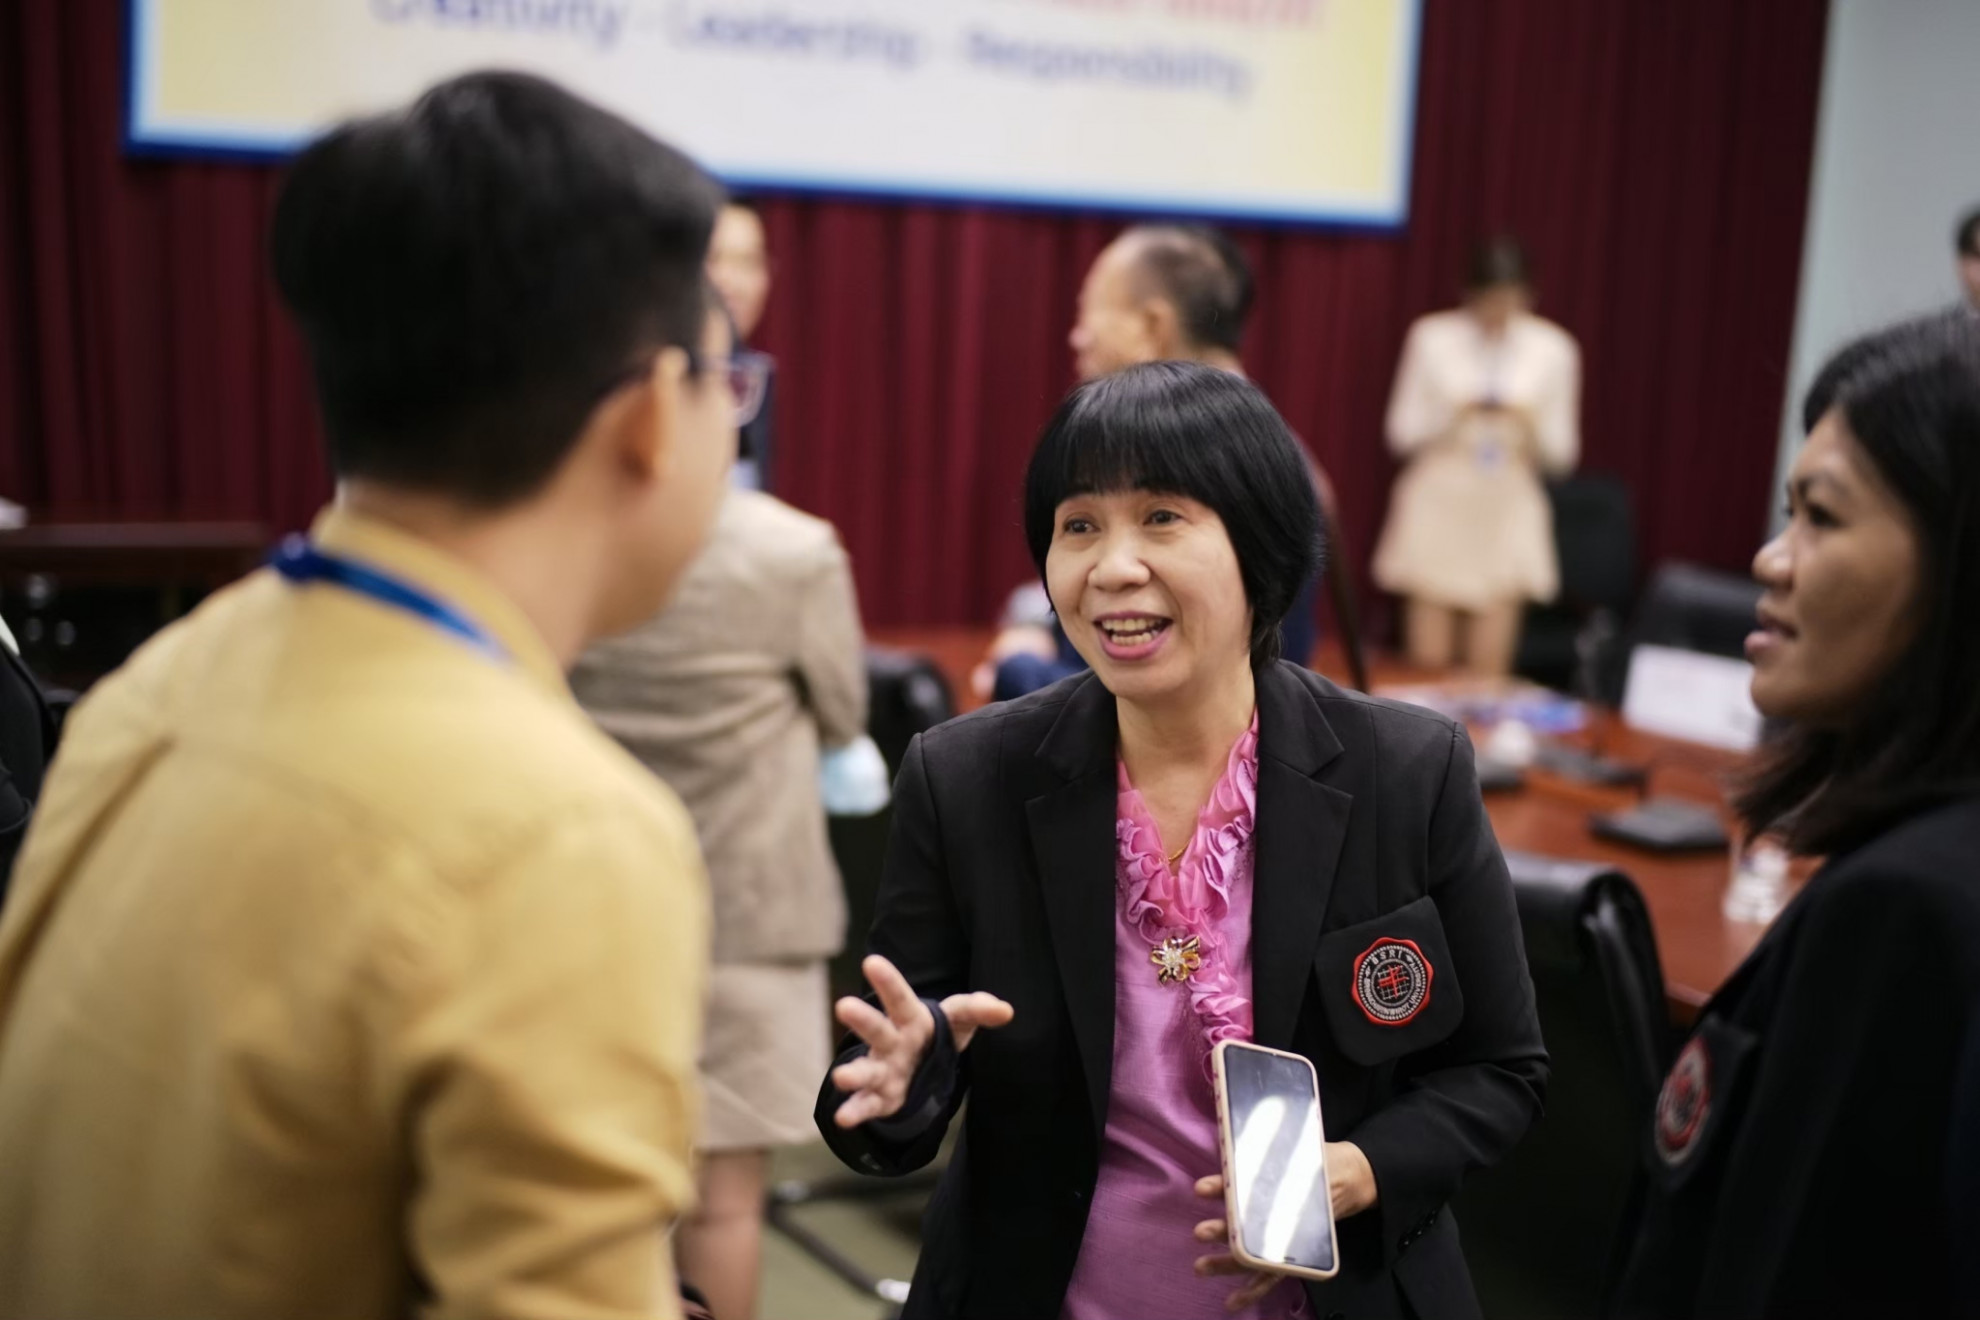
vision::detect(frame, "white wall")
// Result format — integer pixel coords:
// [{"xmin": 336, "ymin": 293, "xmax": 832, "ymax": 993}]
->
[{"xmin": 1774, "ymin": 0, "xmax": 1980, "ymax": 527}]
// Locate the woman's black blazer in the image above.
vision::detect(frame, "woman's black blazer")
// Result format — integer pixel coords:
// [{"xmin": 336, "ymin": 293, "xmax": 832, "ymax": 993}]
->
[
  {"xmin": 1614, "ymin": 795, "xmax": 1980, "ymax": 1318},
  {"xmin": 817, "ymin": 661, "xmax": 1548, "ymax": 1320}
]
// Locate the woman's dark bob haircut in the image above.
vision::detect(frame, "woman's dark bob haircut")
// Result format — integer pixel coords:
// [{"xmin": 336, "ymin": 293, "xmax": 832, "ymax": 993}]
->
[
  {"xmin": 1736, "ymin": 311, "xmax": 1980, "ymax": 855},
  {"xmin": 1022, "ymin": 361, "xmax": 1324, "ymax": 668}
]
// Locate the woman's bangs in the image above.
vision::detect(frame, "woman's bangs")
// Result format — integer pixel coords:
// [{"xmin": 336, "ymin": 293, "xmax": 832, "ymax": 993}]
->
[{"xmin": 1046, "ymin": 410, "xmax": 1212, "ymax": 508}]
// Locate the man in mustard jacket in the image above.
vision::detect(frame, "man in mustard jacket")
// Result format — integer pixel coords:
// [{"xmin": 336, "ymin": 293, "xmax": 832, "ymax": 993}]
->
[{"xmin": 0, "ymin": 71, "xmax": 738, "ymax": 1320}]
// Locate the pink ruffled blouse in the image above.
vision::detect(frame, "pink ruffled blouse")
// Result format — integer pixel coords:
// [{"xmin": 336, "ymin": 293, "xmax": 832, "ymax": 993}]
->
[{"xmin": 1060, "ymin": 716, "xmax": 1303, "ymax": 1320}]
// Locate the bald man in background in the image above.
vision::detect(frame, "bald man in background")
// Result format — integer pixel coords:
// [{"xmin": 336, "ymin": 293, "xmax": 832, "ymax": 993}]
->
[{"xmin": 1071, "ymin": 226, "xmax": 1259, "ymax": 383}]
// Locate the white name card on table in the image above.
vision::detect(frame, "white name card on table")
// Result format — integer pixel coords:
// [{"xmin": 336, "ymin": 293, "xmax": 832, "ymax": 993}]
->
[{"xmin": 1621, "ymin": 644, "xmax": 1763, "ymax": 752}]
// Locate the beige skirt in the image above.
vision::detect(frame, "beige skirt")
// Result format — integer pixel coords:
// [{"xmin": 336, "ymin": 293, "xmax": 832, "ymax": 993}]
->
[
  {"xmin": 1373, "ymin": 438, "xmax": 1560, "ymax": 611},
  {"xmin": 699, "ymin": 960, "xmax": 833, "ymax": 1152}
]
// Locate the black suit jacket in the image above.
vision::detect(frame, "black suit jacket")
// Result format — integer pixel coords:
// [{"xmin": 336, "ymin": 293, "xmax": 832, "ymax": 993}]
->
[
  {"xmin": 1614, "ymin": 795, "xmax": 1980, "ymax": 1319},
  {"xmin": 817, "ymin": 662, "xmax": 1547, "ymax": 1319},
  {"xmin": 738, "ymin": 365, "xmax": 776, "ymax": 491}
]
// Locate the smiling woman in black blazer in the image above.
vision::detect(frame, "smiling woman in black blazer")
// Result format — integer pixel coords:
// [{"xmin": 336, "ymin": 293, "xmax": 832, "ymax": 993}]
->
[
  {"xmin": 1615, "ymin": 315, "xmax": 1980, "ymax": 1318},
  {"xmin": 816, "ymin": 362, "xmax": 1547, "ymax": 1320}
]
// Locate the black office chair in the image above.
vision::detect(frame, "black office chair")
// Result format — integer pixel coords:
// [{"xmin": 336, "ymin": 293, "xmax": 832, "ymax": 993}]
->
[
  {"xmin": 1593, "ymin": 561, "xmax": 1765, "ymax": 706},
  {"xmin": 826, "ymin": 647, "xmax": 954, "ymax": 1002},
  {"xmin": 1516, "ymin": 474, "xmax": 1637, "ymax": 693},
  {"xmin": 1453, "ymin": 852, "xmax": 1673, "ymax": 1320},
  {"xmin": 1629, "ymin": 560, "xmax": 1764, "ymax": 658},
  {"xmin": 780, "ymin": 647, "xmax": 956, "ymax": 1315}
]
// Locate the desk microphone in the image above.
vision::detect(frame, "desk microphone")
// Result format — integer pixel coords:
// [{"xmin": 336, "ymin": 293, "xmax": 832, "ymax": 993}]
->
[{"xmin": 1538, "ymin": 610, "xmax": 1649, "ymax": 788}]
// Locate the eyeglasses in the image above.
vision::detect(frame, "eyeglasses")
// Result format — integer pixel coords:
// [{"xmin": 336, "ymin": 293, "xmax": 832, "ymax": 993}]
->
[
  {"xmin": 589, "ymin": 347, "xmax": 774, "ymax": 428},
  {"xmin": 687, "ymin": 347, "xmax": 773, "ymax": 428}
]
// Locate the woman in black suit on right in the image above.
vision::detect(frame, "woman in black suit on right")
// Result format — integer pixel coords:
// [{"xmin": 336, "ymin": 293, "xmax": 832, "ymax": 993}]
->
[{"xmin": 1615, "ymin": 312, "xmax": 1980, "ymax": 1317}]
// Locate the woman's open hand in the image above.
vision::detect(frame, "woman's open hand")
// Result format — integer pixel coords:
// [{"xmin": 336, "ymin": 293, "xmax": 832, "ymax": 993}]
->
[{"xmin": 829, "ymin": 954, "xmax": 1013, "ymax": 1129}]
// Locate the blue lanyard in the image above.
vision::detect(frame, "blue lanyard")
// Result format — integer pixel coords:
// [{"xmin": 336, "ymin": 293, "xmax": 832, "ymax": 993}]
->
[{"xmin": 271, "ymin": 535, "xmax": 506, "ymax": 662}]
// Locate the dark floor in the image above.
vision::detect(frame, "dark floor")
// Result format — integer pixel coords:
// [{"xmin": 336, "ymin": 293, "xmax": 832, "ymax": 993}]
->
[{"xmin": 758, "ymin": 1142, "xmax": 929, "ymax": 1320}]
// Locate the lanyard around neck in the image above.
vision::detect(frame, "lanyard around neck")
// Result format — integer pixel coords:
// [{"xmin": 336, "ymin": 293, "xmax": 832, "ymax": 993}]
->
[{"xmin": 271, "ymin": 535, "xmax": 506, "ymax": 662}]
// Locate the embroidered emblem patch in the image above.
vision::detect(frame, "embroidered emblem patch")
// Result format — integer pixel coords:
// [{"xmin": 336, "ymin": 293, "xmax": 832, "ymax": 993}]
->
[
  {"xmin": 1351, "ymin": 937, "xmax": 1433, "ymax": 1025},
  {"xmin": 1655, "ymin": 1037, "xmax": 1712, "ymax": 1166}
]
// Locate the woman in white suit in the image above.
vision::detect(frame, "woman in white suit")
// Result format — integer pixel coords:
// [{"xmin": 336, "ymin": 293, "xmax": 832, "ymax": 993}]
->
[{"xmin": 1373, "ymin": 238, "xmax": 1582, "ymax": 674}]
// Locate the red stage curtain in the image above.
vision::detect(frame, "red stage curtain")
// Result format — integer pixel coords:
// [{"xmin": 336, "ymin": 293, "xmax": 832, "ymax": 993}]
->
[{"xmin": 0, "ymin": 0, "xmax": 1828, "ymax": 629}]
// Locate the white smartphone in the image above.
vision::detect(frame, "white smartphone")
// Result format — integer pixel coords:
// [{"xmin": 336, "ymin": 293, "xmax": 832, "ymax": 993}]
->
[{"xmin": 1211, "ymin": 1039, "xmax": 1340, "ymax": 1282}]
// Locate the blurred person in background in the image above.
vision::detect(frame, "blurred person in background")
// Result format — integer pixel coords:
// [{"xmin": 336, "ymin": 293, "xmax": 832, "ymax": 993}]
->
[
  {"xmin": 573, "ymin": 461, "xmax": 869, "ymax": 1320},
  {"xmin": 977, "ymin": 224, "xmax": 1336, "ymax": 701},
  {"xmin": 1067, "ymin": 224, "xmax": 1257, "ymax": 385},
  {"xmin": 1373, "ymin": 237, "xmax": 1581, "ymax": 674},
  {"xmin": 708, "ymin": 199, "xmax": 780, "ymax": 491},
  {"xmin": 0, "ymin": 72, "xmax": 734, "ymax": 1320},
  {"xmin": 1955, "ymin": 206, "xmax": 1980, "ymax": 315},
  {"xmin": 1615, "ymin": 312, "xmax": 1980, "ymax": 1318}
]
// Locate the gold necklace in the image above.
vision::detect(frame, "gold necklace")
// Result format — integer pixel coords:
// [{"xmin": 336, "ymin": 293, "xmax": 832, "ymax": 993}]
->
[{"xmin": 1153, "ymin": 839, "xmax": 1199, "ymax": 984}]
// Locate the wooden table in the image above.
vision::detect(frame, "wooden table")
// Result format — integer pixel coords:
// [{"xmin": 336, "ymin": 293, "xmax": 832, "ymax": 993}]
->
[
  {"xmin": 0, "ymin": 522, "xmax": 271, "ymax": 688},
  {"xmin": 1472, "ymin": 723, "xmax": 1774, "ymax": 1022},
  {"xmin": 0, "ymin": 522, "xmax": 270, "ymax": 587},
  {"xmin": 871, "ymin": 626, "xmax": 1784, "ymax": 1024}
]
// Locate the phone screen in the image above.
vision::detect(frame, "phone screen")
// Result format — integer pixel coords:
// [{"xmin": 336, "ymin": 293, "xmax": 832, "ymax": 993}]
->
[{"xmin": 1222, "ymin": 1043, "xmax": 1336, "ymax": 1275}]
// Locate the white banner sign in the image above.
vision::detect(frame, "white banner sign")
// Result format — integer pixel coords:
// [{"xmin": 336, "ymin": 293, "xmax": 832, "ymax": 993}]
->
[{"xmin": 128, "ymin": 0, "xmax": 1423, "ymax": 226}]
